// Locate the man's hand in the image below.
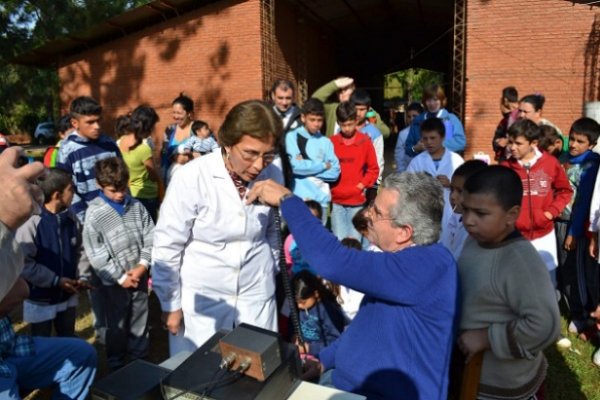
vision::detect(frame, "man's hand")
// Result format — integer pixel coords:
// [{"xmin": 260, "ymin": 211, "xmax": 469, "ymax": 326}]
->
[
  {"xmin": 334, "ymin": 77, "xmax": 354, "ymax": 89},
  {"xmin": 246, "ymin": 179, "xmax": 291, "ymax": 207},
  {"xmin": 356, "ymin": 182, "xmax": 365, "ymax": 191},
  {"xmin": 457, "ymin": 328, "xmax": 490, "ymax": 364},
  {"xmin": 162, "ymin": 309, "xmax": 184, "ymax": 335},
  {"xmin": 544, "ymin": 211, "xmax": 554, "ymax": 221},
  {"xmin": 295, "ymin": 154, "xmax": 304, "ymax": 161},
  {"xmin": 0, "ymin": 147, "xmax": 45, "ymax": 230}
]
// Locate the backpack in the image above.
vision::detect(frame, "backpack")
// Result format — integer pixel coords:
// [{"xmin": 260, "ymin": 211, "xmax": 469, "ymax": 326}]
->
[{"xmin": 43, "ymin": 146, "xmax": 59, "ymax": 167}]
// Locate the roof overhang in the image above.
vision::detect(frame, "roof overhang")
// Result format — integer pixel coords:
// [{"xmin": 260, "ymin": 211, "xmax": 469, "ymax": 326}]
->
[{"xmin": 11, "ymin": 0, "xmax": 218, "ymax": 68}]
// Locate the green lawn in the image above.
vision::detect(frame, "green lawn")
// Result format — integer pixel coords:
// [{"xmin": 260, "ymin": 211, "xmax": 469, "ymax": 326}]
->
[{"xmin": 12, "ymin": 294, "xmax": 600, "ymax": 399}]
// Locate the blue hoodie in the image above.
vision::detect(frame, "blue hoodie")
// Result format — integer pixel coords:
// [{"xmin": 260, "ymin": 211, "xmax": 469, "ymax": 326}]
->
[{"xmin": 285, "ymin": 126, "xmax": 340, "ymax": 207}]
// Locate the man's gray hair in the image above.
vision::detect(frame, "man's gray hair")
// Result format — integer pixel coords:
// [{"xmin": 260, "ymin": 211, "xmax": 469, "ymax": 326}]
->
[{"xmin": 382, "ymin": 172, "xmax": 444, "ymax": 245}]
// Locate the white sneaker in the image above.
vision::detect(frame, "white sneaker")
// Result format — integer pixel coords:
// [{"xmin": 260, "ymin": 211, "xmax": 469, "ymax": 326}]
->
[
  {"xmin": 568, "ymin": 320, "xmax": 585, "ymax": 334},
  {"xmin": 593, "ymin": 348, "xmax": 600, "ymax": 367},
  {"xmin": 556, "ymin": 336, "xmax": 572, "ymax": 349}
]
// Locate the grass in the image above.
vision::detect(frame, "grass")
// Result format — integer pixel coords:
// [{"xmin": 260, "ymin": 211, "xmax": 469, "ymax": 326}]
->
[{"xmin": 10, "ymin": 294, "xmax": 600, "ymax": 399}]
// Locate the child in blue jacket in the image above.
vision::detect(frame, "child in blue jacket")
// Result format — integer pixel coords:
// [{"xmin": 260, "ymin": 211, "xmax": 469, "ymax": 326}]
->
[{"xmin": 16, "ymin": 168, "xmax": 90, "ymax": 337}]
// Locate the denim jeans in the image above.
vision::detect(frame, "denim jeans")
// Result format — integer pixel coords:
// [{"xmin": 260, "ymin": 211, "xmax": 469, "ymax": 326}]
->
[
  {"xmin": 330, "ymin": 203, "xmax": 363, "ymax": 241},
  {"xmin": 319, "ymin": 369, "xmax": 335, "ymax": 388},
  {"xmin": 0, "ymin": 337, "xmax": 97, "ymax": 399}
]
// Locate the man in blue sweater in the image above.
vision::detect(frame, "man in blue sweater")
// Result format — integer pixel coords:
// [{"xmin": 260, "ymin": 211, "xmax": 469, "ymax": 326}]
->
[{"xmin": 248, "ymin": 172, "xmax": 458, "ymax": 400}]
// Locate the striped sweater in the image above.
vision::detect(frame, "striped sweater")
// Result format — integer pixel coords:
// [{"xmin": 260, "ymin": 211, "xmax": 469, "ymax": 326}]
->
[
  {"xmin": 56, "ymin": 131, "xmax": 121, "ymax": 222},
  {"xmin": 82, "ymin": 196, "xmax": 154, "ymax": 285}
]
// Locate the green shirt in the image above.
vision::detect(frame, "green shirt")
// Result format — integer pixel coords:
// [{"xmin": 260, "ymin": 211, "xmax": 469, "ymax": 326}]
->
[{"xmin": 121, "ymin": 142, "xmax": 158, "ymax": 199}]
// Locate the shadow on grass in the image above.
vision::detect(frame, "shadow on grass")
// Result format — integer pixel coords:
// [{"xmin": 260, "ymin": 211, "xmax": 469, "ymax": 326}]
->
[
  {"xmin": 545, "ymin": 345, "xmax": 587, "ymax": 400},
  {"xmin": 84, "ymin": 290, "xmax": 169, "ymax": 380}
]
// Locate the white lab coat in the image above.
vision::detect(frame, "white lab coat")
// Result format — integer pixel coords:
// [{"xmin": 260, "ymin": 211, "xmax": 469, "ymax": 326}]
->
[
  {"xmin": 152, "ymin": 150, "xmax": 283, "ymax": 354},
  {"xmin": 407, "ymin": 149, "xmax": 464, "ymax": 235}
]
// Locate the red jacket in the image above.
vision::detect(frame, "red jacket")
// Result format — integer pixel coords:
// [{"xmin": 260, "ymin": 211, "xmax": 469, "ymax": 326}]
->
[
  {"xmin": 502, "ymin": 152, "xmax": 573, "ymax": 240},
  {"xmin": 330, "ymin": 131, "xmax": 379, "ymax": 206}
]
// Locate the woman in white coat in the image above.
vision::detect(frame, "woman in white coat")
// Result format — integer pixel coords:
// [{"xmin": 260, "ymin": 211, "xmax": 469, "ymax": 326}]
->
[{"xmin": 152, "ymin": 100, "xmax": 284, "ymax": 355}]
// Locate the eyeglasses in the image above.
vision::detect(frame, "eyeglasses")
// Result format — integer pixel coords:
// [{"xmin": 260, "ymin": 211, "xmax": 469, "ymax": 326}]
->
[
  {"xmin": 232, "ymin": 145, "xmax": 277, "ymax": 163},
  {"xmin": 367, "ymin": 201, "xmax": 395, "ymax": 224}
]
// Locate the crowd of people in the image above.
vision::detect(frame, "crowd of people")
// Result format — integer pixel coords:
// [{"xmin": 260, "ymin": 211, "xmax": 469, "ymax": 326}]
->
[{"xmin": 0, "ymin": 77, "xmax": 599, "ymax": 400}]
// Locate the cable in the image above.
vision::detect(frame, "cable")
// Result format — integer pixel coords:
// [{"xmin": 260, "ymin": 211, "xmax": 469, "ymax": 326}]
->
[
  {"xmin": 199, "ymin": 365, "xmax": 249, "ymax": 400},
  {"xmin": 274, "ymin": 209, "xmax": 305, "ymax": 348},
  {"xmin": 162, "ymin": 368, "xmax": 227, "ymax": 400}
]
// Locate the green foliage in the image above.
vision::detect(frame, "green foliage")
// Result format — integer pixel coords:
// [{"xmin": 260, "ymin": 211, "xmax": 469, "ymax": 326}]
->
[
  {"xmin": 0, "ymin": 0, "xmax": 151, "ymax": 136},
  {"xmin": 384, "ymin": 68, "xmax": 445, "ymax": 103}
]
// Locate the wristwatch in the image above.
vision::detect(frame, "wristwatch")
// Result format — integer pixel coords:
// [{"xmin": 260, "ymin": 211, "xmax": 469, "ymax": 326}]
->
[{"xmin": 279, "ymin": 192, "xmax": 294, "ymax": 205}]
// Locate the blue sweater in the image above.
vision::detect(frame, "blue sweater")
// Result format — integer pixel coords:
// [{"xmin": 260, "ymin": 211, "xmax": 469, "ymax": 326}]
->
[
  {"xmin": 281, "ymin": 196, "xmax": 458, "ymax": 400},
  {"xmin": 56, "ymin": 132, "xmax": 121, "ymax": 222},
  {"xmin": 405, "ymin": 109, "xmax": 466, "ymax": 157}
]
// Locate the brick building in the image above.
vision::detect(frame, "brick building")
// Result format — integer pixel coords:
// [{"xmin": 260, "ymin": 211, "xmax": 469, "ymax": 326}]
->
[
  {"xmin": 465, "ymin": 0, "xmax": 600, "ymax": 157},
  {"xmin": 14, "ymin": 0, "xmax": 600, "ymax": 160}
]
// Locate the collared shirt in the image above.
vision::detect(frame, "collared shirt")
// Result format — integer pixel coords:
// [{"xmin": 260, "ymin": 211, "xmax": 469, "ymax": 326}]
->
[{"xmin": 0, "ymin": 317, "xmax": 34, "ymax": 377}]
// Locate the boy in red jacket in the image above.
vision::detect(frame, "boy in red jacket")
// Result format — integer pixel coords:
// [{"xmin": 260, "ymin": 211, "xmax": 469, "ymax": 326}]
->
[
  {"xmin": 330, "ymin": 101, "xmax": 379, "ymax": 241},
  {"xmin": 502, "ymin": 119, "xmax": 573, "ymax": 286}
]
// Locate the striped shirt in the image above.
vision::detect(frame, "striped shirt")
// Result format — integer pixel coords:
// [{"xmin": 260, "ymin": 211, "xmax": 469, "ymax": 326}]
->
[
  {"xmin": 56, "ymin": 132, "xmax": 121, "ymax": 222},
  {"xmin": 82, "ymin": 196, "xmax": 154, "ymax": 285}
]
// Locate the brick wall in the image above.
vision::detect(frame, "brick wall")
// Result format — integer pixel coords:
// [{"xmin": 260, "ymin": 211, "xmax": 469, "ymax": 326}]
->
[
  {"xmin": 58, "ymin": 0, "xmax": 263, "ymax": 144},
  {"xmin": 465, "ymin": 0, "xmax": 599, "ymax": 160}
]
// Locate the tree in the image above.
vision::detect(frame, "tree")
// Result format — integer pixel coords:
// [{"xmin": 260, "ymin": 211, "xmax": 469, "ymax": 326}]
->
[
  {"xmin": 0, "ymin": 0, "xmax": 150, "ymax": 137},
  {"xmin": 384, "ymin": 68, "xmax": 445, "ymax": 103}
]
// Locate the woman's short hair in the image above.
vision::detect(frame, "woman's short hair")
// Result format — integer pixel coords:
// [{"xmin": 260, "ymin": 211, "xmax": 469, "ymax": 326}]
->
[
  {"xmin": 383, "ymin": 172, "xmax": 444, "ymax": 245},
  {"xmin": 422, "ymin": 84, "xmax": 447, "ymax": 108},
  {"xmin": 218, "ymin": 100, "xmax": 283, "ymax": 147}
]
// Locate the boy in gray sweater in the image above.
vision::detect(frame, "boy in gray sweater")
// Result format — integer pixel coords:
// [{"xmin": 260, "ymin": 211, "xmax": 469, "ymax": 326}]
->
[
  {"xmin": 458, "ymin": 165, "xmax": 560, "ymax": 399},
  {"xmin": 83, "ymin": 157, "xmax": 154, "ymax": 371}
]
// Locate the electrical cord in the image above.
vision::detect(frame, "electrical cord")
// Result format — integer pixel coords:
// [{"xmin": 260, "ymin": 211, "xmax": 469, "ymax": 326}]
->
[
  {"xmin": 162, "ymin": 357, "xmax": 252, "ymax": 400},
  {"xmin": 274, "ymin": 208, "xmax": 305, "ymax": 348},
  {"xmin": 198, "ymin": 365, "xmax": 249, "ymax": 400},
  {"xmin": 162, "ymin": 367, "xmax": 224, "ymax": 400}
]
